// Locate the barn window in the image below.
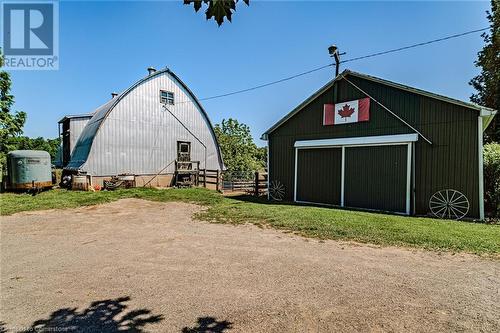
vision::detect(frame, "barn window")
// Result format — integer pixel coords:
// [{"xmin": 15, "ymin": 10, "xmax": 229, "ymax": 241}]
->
[{"xmin": 160, "ymin": 90, "xmax": 174, "ymax": 105}]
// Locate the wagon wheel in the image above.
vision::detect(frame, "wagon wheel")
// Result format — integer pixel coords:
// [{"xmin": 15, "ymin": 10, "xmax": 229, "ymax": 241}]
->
[
  {"xmin": 269, "ymin": 180, "xmax": 285, "ymax": 201},
  {"xmin": 429, "ymin": 189, "xmax": 469, "ymax": 220}
]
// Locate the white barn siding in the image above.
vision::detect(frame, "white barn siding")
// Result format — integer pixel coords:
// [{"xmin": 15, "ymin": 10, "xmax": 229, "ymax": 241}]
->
[{"xmin": 80, "ymin": 71, "xmax": 222, "ymax": 176}]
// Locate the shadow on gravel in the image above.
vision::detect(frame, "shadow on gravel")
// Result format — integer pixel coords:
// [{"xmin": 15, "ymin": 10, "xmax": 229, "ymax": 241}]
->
[
  {"xmin": 24, "ymin": 296, "xmax": 163, "ymax": 333},
  {"xmin": 182, "ymin": 316, "xmax": 233, "ymax": 332}
]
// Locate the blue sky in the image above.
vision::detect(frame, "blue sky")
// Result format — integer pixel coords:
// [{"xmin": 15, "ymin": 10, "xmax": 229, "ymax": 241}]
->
[{"xmin": 9, "ymin": 0, "xmax": 491, "ymax": 145}]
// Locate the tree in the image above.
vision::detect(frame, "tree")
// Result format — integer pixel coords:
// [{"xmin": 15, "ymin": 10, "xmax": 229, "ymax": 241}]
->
[
  {"xmin": 184, "ymin": 0, "xmax": 249, "ymax": 26},
  {"xmin": 1, "ymin": 49, "xmax": 60, "ymax": 172},
  {"xmin": 0, "ymin": 48, "xmax": 27, "ymax": 171},
  {"xmin": 214, "ymin": 118, "xmax": 265, "ymax": 177},
  {"xmin": 255, "ymin": 146, "xmax": 267, "ymax": 170},
  {"xmin": 10, "ymin": 136, "xmax": 61, "ymax": 162},
  {"xmin": 483, "ymin": 142, "xmax": 500, "ymax": 217},
  {"xmin": 470, "ymin": 0, "xmax": 500, "ymax": 142}
]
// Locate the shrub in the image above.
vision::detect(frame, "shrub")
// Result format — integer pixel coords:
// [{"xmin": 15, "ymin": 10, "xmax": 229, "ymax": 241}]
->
[{"xmin": 483, "ymin": 142, "xmax": 500, "ymax": 218}]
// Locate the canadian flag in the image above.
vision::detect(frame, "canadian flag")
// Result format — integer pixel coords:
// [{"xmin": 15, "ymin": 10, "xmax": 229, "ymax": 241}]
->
[{"xmin": 323, "ymin": 98, "xmax": 370, "ymax": 125}]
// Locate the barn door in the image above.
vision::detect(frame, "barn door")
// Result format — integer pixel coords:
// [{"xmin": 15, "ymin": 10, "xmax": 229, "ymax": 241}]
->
[
  {"xmin": 177, "ymin": 141, "xmax": 191, "ymax": 162},
  {"xmin": 344, "ymin": 145, "xmax": 408, "ymax": 213},
  {"xmin": 296, "ymin": 148, "xmax": 342, "ymax": 205}
]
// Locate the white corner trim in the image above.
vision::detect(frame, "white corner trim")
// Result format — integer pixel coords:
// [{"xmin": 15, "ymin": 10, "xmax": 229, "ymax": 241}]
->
[
  {"xmin": 412, "ymin": 142, "xmax": 416, "ymax": 216},
  {"xmin": 341, "ymin": 146, "xmax": 345, "ymax": 207},
  {"xmin": 406, "ymin": 143, "xmax": 412, "ymax": 215},
  {"xmin": 294, "ymin": 147, "xmax": 298, "ymax": 202},
  {"xmin": 480, "ymin": 108, "xmax": 498, "ymax": 131},
  {"xmin": 294, "ymin": 133, "xmax": 418, "ymax": 149},
  {"xmin": 478, "ymin": 117, "xmax": 485, "ymax": 220},
  {"xmin": 266, "ymin": 140, "xmax": 270, "ymax": 200},
  {"xmin": 480, "ymin": 108, "xmax": 497, "ymax": 117}
]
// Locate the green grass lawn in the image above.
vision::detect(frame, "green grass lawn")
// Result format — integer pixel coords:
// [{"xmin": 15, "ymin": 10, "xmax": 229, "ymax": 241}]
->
[{"xmin": 1, "ymin": 188, "xmax": 499, "ymax": 255}]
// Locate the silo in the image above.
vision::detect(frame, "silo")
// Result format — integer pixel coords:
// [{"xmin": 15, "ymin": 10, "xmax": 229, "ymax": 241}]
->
[{"xmin": 6, "ymin": 150, "xmax": 53, "ymax": 190}]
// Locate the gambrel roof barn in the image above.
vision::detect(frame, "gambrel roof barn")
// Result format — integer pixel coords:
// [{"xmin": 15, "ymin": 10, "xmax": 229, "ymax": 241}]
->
[
  {"xmin": 59, "ymin": 67, "xmax": 224, "ymax": 187},
  {"xmin": 262, "ymin": 70, "xmax": 497, "ymax": 220}
]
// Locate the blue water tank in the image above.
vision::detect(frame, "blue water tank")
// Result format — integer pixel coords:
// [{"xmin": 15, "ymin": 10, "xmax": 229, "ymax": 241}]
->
[{"xmin": 7, "ymin": 150, "xmax": 52, "ymax": 190}]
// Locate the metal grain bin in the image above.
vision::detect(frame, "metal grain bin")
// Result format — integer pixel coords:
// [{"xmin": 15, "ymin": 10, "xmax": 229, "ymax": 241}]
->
[{"xmin": 7, "ymin": 150, "xmax": 52, "ymax": 190}]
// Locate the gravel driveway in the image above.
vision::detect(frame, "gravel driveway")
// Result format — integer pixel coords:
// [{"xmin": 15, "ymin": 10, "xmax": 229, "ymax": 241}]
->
[{"xmin": 1, "ymin": 199, "xmax": 499, "ymax": 332}]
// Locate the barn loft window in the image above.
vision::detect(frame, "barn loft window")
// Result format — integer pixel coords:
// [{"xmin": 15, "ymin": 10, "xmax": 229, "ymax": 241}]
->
[{"xmin": 160, "ymin": 90, "xmax": 174, "ymax": 105}]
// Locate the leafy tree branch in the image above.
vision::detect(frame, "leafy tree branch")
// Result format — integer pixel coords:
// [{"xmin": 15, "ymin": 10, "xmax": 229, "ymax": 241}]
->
[
  {"xmin": 470, "ymin": 0, "xmax": 500, "ymax": 142},
  {"xmin": 184, "ymin": 0, "xmax": 249, "ymax": 26}
]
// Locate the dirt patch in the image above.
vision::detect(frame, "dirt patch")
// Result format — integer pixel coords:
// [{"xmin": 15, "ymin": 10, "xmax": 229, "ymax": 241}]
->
[{"xmin": 1, "ymin": 199, "xmax": 499, "ymax": 332}]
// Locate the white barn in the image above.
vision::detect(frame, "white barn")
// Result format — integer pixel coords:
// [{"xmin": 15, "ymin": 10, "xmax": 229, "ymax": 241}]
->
[{"xmin": 59, "ymin": 67, "xmax": 224, "ymax": 187}]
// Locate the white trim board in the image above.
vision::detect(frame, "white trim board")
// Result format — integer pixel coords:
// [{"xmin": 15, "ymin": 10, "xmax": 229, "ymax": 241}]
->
[
  {"xmin": 293, "ymin": 147, "xmax": 298, "ymax": 202},
  {"xmin": 266, "ymin": 140, "xmax": 270, "ymax": 200},
  {"xmin": 294, "ymin": 134, "xmax": 418, "ymax": 149},
  {"xmin": 478, "ymin": 117, "xmax": 485, "ymax": 220},
  {"xmin": 340, "ymin": 146, "xmax": 345, "ymax": 207},
  {"xmin": 406, "ymin": 142, "xmax": 412, "ymax": 214}
]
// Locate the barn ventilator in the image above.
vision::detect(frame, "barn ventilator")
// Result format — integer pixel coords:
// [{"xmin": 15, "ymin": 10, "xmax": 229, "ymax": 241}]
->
[
  {"xmin": 162, "ymin": 105, "xmax": 207, "ymax": 187},
  {"xmin": 341, "ymin": 75, "xmax": 433, "ymax": 145}
]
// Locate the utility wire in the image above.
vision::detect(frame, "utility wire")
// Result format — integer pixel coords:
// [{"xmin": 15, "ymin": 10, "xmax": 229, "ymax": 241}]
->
[
  {"xmin": 197, "ymin": 63, "xmax": 334, "ymax": 101},
  {"xmin": 178, "ymin": 27, "xmax": 488, "ymax": 103},
  {"xmin": 341, "ymin": 27, "xmax": 489, "ymax": 63}
]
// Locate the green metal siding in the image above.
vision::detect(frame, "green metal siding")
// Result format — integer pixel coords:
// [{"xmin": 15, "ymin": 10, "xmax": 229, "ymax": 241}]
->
[
  {"xmin": 296, "ymin": 148, "xmax": 342, "ymax": 205},
  {"xmin": 344, "ymin": 145, "xmax": 407, "ymax": 213},
  {"xmin": 268, "ymin": 74, "xmax": 480, "ymax": 218},
  {"xmin": 415, "ymin": 98, "xmax": 479, "ymax": 217},
  {"xmin": 268, "ymin": 135, "xmax": 296, "ymax": 200}
]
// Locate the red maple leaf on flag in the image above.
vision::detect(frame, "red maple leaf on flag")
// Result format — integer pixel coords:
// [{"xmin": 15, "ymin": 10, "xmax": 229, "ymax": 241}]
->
[{"xmin": 338, "ymin": 104, "xmax": 355, "ymax": 119}]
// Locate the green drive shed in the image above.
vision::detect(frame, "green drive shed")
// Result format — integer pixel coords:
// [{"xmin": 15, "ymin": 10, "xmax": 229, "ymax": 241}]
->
[{"xmin": 261, "ymin": 70, "xmax": 497, "ymax": 220}]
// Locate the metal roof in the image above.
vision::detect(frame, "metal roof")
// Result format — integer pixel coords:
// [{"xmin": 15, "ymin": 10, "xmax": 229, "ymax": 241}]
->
[
  {"xmin": 8, "ymin": 150, "xmax": 51, "ymax": 158},
  {"xmin": 261, "ymin": 69, "xmax": 497, "ymax": 139},
  {"xmin": 57, "ymin": 113, "xmax": 93, "ymax": 123},
  {"xmin": 66, "ymin": 68, "xmax": 224, "ymax": 170}
]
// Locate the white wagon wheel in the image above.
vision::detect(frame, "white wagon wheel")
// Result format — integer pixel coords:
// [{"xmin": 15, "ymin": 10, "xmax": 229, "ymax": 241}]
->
[
  {"xmin": 429, "ymin": 189, "xmax": 469, "ymax": 220},
  {"xmin": 269, "ymin": 180, "xmax": 285, "ymax": 201}
]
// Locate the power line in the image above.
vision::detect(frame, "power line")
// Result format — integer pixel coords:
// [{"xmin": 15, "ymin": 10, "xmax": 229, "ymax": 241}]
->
[
  {"xmin": 341, "ymin": 27, "xmax": 489, "ymax": 63},
  {"xmin": 182, "ymin": 27, "xmax": 488, "ymax": 102},
  {"xmin": 198, "ymin": 63, "xmax": 334, "ymax": 101}
]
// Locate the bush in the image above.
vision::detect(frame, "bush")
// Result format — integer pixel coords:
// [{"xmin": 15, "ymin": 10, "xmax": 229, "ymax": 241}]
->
[{"xmin": 484, "ymin": 143, "xmax": 500, "ymax": 218}]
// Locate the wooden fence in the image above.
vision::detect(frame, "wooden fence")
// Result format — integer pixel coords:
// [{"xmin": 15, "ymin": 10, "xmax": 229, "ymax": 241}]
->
[
  {"xmin": 222, "ymin": 171, "xmax": 268, "ymax": 197},
  {"xmin": 198, "ymin": 170, "xmax": 267, "ymax": 196},
  {"xmin": 254, "ymin": 172, "xmax": 268, "ymax": 197},
  {"xmin": 198, "ymin": 169, "xmax": 221, "ymax": 191}
]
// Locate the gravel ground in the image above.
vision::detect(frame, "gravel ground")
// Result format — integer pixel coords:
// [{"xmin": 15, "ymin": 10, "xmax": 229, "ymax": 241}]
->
[{"xmin": 1, "ymin": 199, "xmax": 499, "ymax": 333}]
